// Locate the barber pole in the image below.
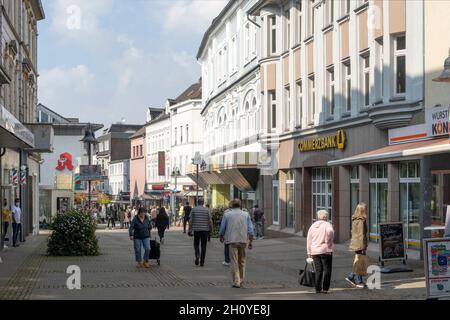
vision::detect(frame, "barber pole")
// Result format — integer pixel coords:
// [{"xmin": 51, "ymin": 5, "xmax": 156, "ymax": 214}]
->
[
  {"xmin": 20, "ymin": 169, "xmax": 27, "ymax": 185},
  {"xmin": 10, "ymin": 168, "xmax": 18, "ymax": 185}
]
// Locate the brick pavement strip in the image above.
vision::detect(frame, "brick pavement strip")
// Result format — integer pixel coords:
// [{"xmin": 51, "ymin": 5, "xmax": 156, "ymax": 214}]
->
[{"xmin": 0, "ymin": 228, "xmax": 427, "ymax": 300}]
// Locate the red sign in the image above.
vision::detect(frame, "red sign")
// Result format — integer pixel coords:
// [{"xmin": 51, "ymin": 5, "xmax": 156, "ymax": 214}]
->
[
  {"xmin": 158, "ymin": 151, "xmax": 165, "ymax": 176},
  {"xmin": 56, "ymin": 152, "xmax": 74, "ymax": 171},
  {"xmin": 152, "ymin": 185, "xmax": 165, "ymax": 190}
]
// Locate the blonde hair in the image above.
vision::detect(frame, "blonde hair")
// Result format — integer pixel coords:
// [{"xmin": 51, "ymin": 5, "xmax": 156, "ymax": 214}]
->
[
  {"xmin": 352, "ymin": 202, "xmax": 367, "ymax": 219},
  {"xmin": 317, "ymin": 210, "xmax": 329, "ymax": 221}
]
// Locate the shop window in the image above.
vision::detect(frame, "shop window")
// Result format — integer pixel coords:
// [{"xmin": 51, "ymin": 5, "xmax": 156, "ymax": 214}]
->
[
  {"xmin": 369, "ymin": 164, "xmax": 388, "ymax": 241},
  {"xmin": 400, "ymin": 161, "xmax": 421, "ymax": 249},
  {"xmin": 350, "ymin": 166, "xmax": 360, "ymax": 233},
  {"xmin": 432, "ymin": 173, "xmax": 450, "ymax": 229},
  {"xmin": 286, "ymin": 170, "xmax": 295, "ymax": 228},
  {"xmin": 272, "ymin": 178, "xmax": 280, "ymax": 225},
  {"xmin": 312, "ymin": 168, "xmax": 333, "ymax": 222}
]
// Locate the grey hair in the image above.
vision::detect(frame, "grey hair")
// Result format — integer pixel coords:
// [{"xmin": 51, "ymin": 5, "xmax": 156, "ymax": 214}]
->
[{"xmin": 317, "ymin": 210, "xmax": 329, "ymax": 221}]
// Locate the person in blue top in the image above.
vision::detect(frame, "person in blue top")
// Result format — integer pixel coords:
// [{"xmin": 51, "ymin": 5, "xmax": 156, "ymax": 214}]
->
[
  {"xmin": 129, "ymin": 207, "xmax": 152, "ymax": 268},
  {"xmin": 219, "ymin": 199, "xmax": 254, "ymax": 288}
]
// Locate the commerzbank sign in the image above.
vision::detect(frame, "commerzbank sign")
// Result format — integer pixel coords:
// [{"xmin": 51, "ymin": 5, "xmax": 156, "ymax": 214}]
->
[{"xmin": 298, "ymin": 129, "xmax": 346, "ymax": 153}]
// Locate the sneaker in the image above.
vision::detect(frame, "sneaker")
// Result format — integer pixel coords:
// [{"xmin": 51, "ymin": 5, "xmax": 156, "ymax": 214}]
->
[
  {"xmin": 143, "ymin": 262, "xmax": 151, "ymax": 268},
  {"xmin": 356, "ymin": 283, "xmax": 366, "ymax": 289},
  {"xmin": 222, "ymin": 261, "xmax": 230, "ymax": 267},
  {"xmin": 345, "ymin": 277, "xmax": 356, "ymax": 287},
  {"xmin": 322, "ymin": 290, "xmax": 329, "ymax": 294},
  {"xmin": 232, "ymin": 284, "xmax": 240, "ymax": 288},
  {"xmin": 136, "ymin": 262, "xmax": 143, "ymax": 268}
]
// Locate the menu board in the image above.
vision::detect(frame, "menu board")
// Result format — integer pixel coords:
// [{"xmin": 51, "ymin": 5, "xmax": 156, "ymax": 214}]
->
[
  {"xmin": 424, "ymin": 238, "xmax": 450, "ymax": 299},
  {"xmin": 379, "ymin": 222, "xmax": 406, "ymax": 261}
]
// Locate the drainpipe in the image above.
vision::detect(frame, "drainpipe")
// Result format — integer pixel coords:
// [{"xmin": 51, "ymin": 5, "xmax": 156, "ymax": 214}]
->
[{"xmin": 0, "ymin": 147, "xmax": 6, "ymax": 250}]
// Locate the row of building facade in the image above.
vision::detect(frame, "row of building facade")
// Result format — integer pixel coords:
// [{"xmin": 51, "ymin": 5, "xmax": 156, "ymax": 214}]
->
[{"xmin": 188, "ymin": 0, "xmax": 450, "ymax": 255}]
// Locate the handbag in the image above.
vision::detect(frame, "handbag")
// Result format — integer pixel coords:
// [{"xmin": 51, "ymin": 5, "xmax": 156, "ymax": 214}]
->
[
  {"xmin": 298, "ymin": 261, "xmax": 316, "ymax": 287},
  {"xmin": 353, "ymin": 254, "xmax": 369, "ymax": 276}
]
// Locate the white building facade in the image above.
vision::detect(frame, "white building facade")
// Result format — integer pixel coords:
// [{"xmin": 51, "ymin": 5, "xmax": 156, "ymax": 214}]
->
[{"xmin": 108, "ymin": 159, "xmax": 130, "ymax": 198}]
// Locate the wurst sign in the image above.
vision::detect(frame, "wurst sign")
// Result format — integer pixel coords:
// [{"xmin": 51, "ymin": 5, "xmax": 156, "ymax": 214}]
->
[
  {"xmin": 427, "ymin": 106, "xmax": 449, "ymax": 137},
  {"xmin": 298, "ymin": 129, "xmax": 346, "ymax": 152}
]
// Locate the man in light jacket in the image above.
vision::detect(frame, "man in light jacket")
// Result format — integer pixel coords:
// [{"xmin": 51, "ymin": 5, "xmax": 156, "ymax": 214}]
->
[
  {"xmin": 219, "ymin": 199, "xmax": 254, "ymax": 288},
  {"xmin": 11, "ymin": 199, "xmax": 22, "ymax": 247}
]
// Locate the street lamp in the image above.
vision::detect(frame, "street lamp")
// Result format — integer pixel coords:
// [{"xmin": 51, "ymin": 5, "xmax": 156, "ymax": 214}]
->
[
  {"xmin": 171, "ymin": 167, "xmax": 181, "ymax": 221},
  {"xmin": 433, "ymin": 48, "xmax": 450, "ymax": 83},
  {"xmin": 192, "ymin": 152, "xmax": 202, "ymax": 206},
  {"xmin": 80, "ymin": 123, "xmax": 98, "ymax": 210}
]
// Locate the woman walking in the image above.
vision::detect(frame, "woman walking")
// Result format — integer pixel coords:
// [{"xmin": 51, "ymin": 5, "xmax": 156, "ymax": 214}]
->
[
  {"xmin": 345, "ymin": 202, "xmax": 369, "ymax": 288},
  {"xmin": 306, "ymin": 210, "xmax": 335, "ymax": 294},
  {"xmin": 155, "ymin": 207, "xmax": 170, "ymax": 244},
  {"xmin": 129, "ymin": 207, "xmax": 152, "ymax": 268}
]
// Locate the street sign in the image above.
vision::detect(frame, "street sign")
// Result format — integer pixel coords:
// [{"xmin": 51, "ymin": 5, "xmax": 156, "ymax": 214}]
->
[
  {"xmin": 79, "ymin": 165, "xmax": 104, "ymax": 181},
  {"xmin": 423, "ymin": 238, "xmax": 450, "ymax": 299},
  {"xmin": 193, "ymin": 152, "xmax": 202, "ymax": 165}
]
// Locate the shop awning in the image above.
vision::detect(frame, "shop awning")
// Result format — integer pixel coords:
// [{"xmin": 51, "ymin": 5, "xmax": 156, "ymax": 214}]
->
[
  {"xmin": 328, "ymin": 137, "xmax": 450, "ymax": 166},
  {"xmin": 188, "ymin": 168, "xmax": 259, "ymax": 191},
  {"xmin": 0, "ymin": 105, "xmax": 34, "ymax": 148}
]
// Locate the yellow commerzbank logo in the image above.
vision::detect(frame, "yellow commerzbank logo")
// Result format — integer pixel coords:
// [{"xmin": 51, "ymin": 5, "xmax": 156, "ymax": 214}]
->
[{"xmin": 298, "ymin": 129, "xmax": 346, "ymax": 152}]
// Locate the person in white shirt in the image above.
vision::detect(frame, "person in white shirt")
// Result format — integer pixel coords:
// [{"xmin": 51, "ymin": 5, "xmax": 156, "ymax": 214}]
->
[{"xmin": 11, "ymin": 199, "xmax": 22, "ymax": 247}]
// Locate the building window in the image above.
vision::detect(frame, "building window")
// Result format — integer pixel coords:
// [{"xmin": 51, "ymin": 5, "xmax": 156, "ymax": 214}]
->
[
  {"xmin": 350, "ymin": 166, "xmax": 360, "ymax": 234},
  {"xmin": 308, "ymin": 75, "xmax": 315, "ymax": 124},
  {"xmin": 296, "ymin": 81, "xmax": 303, "ymax": 127},
  {"xmin": 186, "ymin": 125, "xmax": 189, "ymax": 143},
  {"xmin": 174, "ymin": 127, "xmax": 177, "ymax": 145},
  {"xmin": 285, "ymin": 170, "xmax": 295, "ymax": 228},
  {"xmin": 369, "ymin": 164, "xmax": 388, "ymax": 241},
  {"xmin": 343, "ymin": 60, "xmax": 351, "ymax": 113},
  {"xmin": 269, "ymin": 15, "xmax": 277, "ymax": 55},
  {"xmin": 361, "ymin": 54, "xmax": 370, "ymax": 107},
  {"xmin": 245, "ymin": 23, "xmax": 251, "ymax": 61},
  {"xmin": 325, "ymin": 0, "xmax": 334, "ymax": 26},
  {"xmin": 375, "ymin": 40, "xmax": 384, "ymax": 101},
  {"xmin": 180, "ymin": 126, "xmax": 183, "ymax": 144},
  {"xmin": 284, "ymin": 8, "xmax": 291, "ymax": 51},
  {"xmin": 272, "ymin": 177, "xmax": 280, "ymax": 225},
  {"xmin": 312, "ymin": 168, "xmax": 333, "ymax": 221},
  {"xmin": 231, "ymin": 36, "xmax": 237, "ymax": 72},
  {"xmin": 284, "ymin": 86, "xmax": 291, "ymax": 131},
  {"xmin": 400, "ymin": 161, "xmax": 420, "ymax": 248},
  {"xmin": 270, "ymin": 91, "xmax": 277, "ymax": 129},
  {"xmin": 296, "ymin": 1, "xmax": 302, "ymax": 44},
  {"xmin": 139, "ymin": 145, "xmax": 143, "ymax": 157},
  {"xmin": 327, "ymin": 67, "xmax": 335, "ymax": 118},
  {"xmin": 342, "ymin": 0, "xmax": 351, "ymax": 16},
  {"xmin": 308, "ymin": 0, "xmax": 315, "ymax": 36},
  {"xmin": 393, "ymin": 35, "xmax": 406, "ymax": 96}
]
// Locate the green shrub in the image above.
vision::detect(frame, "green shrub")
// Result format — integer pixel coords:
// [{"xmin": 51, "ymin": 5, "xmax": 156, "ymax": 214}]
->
[
  {"xmin": 47, "ymin": 210, "xmax": 99, "ymax": 256},
  {"xmin": 210, "ymin": 207, "xmax": 226, "ymax": 237}
]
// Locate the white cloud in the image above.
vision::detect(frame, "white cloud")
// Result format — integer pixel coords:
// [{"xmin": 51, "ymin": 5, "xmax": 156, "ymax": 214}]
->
[{"xmin": 162, "ymin": 0, "xmax": 228, "ymax": 35}]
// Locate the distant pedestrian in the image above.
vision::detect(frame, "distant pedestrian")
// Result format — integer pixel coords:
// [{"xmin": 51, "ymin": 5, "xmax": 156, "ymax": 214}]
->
[
  {"xmin": 222, "ymin": 201, "xmax": 233, "ymax": 267},
  {"xmin": 155, "ymin": 207, "xmax": 170, "ymax": 244},
  {"xmin": 129, "ymin": 207, "xmax": 152, "ymax": 268},
  {"xmin": 306, "ymin": 210, "xmax": 335, "ymax": 294},
  {"xmin": 252, "ymin": 205, "xmax": 265, "ymax": 239},
  {"xmin": 219, "ymin": 199, "xmax": 254, "ymax": 288},
  {"xmin": 119, "ymin": 207, "xmax": 125, "ymax": 229},
  {"xmin": 345, "ymin": 203, "xmax": 369, "ymax": 289},
  {"xmin": 189, "ymin": 198, "xmax": 212, "ymax": 267},
  {"xmin": 11, "ymin": 199, "xmax": 22, "ymax": 247},
  {"xmin": 2, "ymin": 199, "xmax": 10, "ymax": 244},
  {"xmin": 124, "ymin": 207, "xmax": 130, "ymax": 228},
  {"xmin": 183, "ymin": 202, "xmax": 192, "ymax": 234},
  {"xmin": 106, "ymin": 206, "xmax": 115, "ymax": 229}
]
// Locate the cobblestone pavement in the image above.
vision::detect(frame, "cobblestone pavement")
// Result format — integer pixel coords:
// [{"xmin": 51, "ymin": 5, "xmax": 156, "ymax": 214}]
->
[{"xmin": 0, "ymin": 228, "xmax": 427, "ymax": 300}]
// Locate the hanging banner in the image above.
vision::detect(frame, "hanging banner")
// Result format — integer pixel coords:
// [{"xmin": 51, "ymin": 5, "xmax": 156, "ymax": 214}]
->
[{"xmin": 158, "ymin": 151, "xmax": 166, "ymax": 176}]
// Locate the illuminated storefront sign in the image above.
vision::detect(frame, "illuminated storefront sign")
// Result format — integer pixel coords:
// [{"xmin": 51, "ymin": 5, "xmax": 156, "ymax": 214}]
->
[{"xmin": 298, "ymin": 129, "xmax": 346, "ymax": 152}]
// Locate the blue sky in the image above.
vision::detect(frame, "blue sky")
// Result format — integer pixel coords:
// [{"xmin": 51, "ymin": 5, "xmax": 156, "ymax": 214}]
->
[{"xmin": 38, "ymin": 0, "xmax": 227, "ymax": 126}]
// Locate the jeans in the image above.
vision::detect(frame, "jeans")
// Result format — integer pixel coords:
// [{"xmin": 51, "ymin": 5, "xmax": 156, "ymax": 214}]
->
[
  {"xmin": 107, "ymin": 218, "xmax": 115, "ymax": 228},
  {"xmin": 312, "ymin": 254, "xmax": 333, "ymax": 292},
  {"xmin": 255, "ymin": 221, "xmax": 264, "ymax": 238},
  {"xmin": 230, "ymin": 243, "xmax": 247, "ymax": 286},
  {"xmin": 12, "ymin": 222, "xmax": 21, "ymax": 246},
  {"xmin": 224, "ymin": 243, "xmax": 230, "ymax": 263},
  {"xmin": 183, "ymin": 218, "xmax": 190, "ymax": 233},
  {"xmin": 348, "ymin": 250, "xmax": 366, "ymax": 284},
  {"xmin": 133, "ymin": 238, "xmax": 150, "ymax": 262},
  {"xmin": 193, "ymin": 231, "xmax": 209, "ymax": 264},
  {"xmin": 3, "ymin": 222, "xmax": 9, "ymax": 241}
]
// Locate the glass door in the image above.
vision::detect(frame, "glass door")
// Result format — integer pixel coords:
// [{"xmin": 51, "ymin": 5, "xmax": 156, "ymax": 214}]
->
[
  {"xmin": 400, "ymin": 162, "xmax": 421, "ymax": 248},
  {"xmin": 369, "ymin": 164, "xmax": 388, "ymax": 242},
  {"xmin": 286, "ymin": 171, "xmax": 295, "ymax": 228}
]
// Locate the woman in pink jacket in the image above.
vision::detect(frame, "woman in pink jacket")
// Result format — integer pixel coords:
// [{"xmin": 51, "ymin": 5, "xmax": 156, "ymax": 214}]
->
[{"xmin": 307, "ymin": 210, "xmax": 335, "ymax": 294}]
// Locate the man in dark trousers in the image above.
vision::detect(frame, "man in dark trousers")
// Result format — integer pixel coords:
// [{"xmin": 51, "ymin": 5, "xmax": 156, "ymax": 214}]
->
[
  {"xmin": 183, "ymin": 201, "xmax": 192, "ymax": 234},
  {"xmin": 252, "ymin": 205, "xmax": 265, "ymax": 240},
  {"xmin": 189, "ymin": 199, "xmax": 212, "ymax": 267}
]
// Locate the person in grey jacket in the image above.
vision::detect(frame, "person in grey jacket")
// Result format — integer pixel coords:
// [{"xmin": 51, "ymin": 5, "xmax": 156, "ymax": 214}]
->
[{"xmin": 129, "ymin": 207, "xmax": 152, "ymax": 268}]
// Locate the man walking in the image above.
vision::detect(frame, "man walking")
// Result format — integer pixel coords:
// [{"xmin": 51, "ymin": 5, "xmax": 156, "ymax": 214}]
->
[
  {"xmin": 3, "ymin": 199, "xmax": 10, "ymax": 245},
  {"xmin": 183, "ymin": 202, "xmax": 192, "ymax": 234},
  {"xmin": 11, "ymin": 199, "xmax": 22, "ymax": 247},
  {"xmin": 219, "ymin": 199, "xmax": 254, "ymax": 288},
  {"xmin": 252, "ymin": 205, "xmax": 265, "ymax": 239},
  {"xmin": 189, "ymin": 198, "xmax": 212, "ymax": 267}
]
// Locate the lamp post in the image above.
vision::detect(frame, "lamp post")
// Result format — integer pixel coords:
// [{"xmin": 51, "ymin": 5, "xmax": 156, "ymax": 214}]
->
[
  {"xmin": 192, "ymin": 152, "xmax": 202, "ymax": 206},
  {"xmin": 171, "ymin": 167, "xmax": 181, "ymax": 221},
  {"xmin": 80, "ymin": 124, "xmax": 98, "ymax": 210}
]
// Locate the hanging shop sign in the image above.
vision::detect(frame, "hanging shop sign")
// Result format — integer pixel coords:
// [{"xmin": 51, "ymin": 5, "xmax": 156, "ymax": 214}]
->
[
  {"xmin": 424, "ymin": 238, "xmax": 450, "ymax": 299},
  {"xmin": 158, "ymin": 151, "xmax": 166, "ymax": 176},
  {"xmin": 56, "ymin": 152, "xmax": 74, "ymax": 171},
  {"xmin": 298, "ymin": 129, "xmax": 346, "ymax": 152},
  {"xmin": 426, "ymin": 105, "xmax": 449, "ymax": 138}
]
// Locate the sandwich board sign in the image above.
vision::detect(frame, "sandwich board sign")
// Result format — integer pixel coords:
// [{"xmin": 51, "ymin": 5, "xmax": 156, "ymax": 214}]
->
[
  {"xmin": 379, "ymin": 222, "xmax": 407, "ymax": 265},
  {"xmin": 423, "ymin": 238, "xmax": 450, "ymax": 299}
]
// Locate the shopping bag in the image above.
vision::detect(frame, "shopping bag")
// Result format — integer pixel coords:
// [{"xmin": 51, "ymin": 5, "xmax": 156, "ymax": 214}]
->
[
  {"xmin": 353, "ymin": 254, "xmax": 369, "ymax": 276},
  {"xmin": 298, "ymin": 261, "xmax": 316, "ymax": 287}
]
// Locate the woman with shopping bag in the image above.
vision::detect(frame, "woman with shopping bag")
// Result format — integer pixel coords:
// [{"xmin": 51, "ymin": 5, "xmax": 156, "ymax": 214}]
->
[
  {"xmin": 306, "ymin": 210, "xmax": 335, "ymax": 294},
  {"xmin": 345, "ymin": 202, "xmax": 369, "ymax": 289}
]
